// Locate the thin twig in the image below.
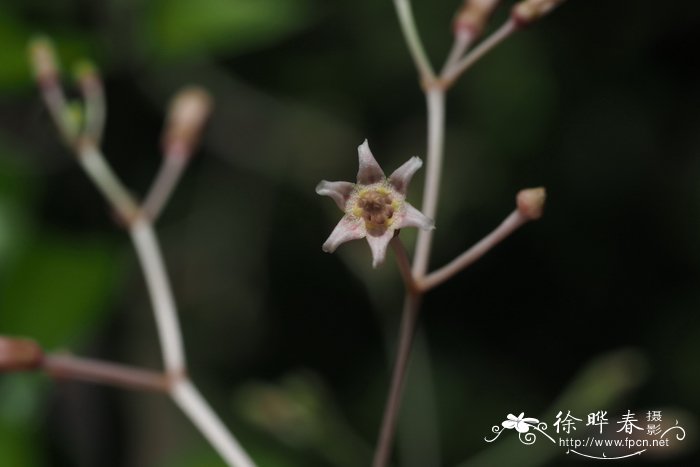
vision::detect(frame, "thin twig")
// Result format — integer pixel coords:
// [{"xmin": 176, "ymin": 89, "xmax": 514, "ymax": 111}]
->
[
  {"xmin": 172, "ymin": 379, "xmax": 256, "ymax": 467},
  {"xmin": 440, "ymin": 31, "xmax": 475, "ymax": 78},
  {"xmin": 419, "ymin": 210, "xmax": 529, "ymax": 291},
  {"xmin": 411, "ymin": 87, "xmax": 446, "ymax": 278},
  {"xmin": 77, "ymin": 140, "xmax": 140, "ymax": 221},
  {"xmin": 374, "ymin": 3, "xmax": 448, "ymax": 463},
  {"xmin": 78, "ymin": 65, "xmax": 107, "ymax": 145},
  {"xmin": 393, "ymin": 0, "xmax": 436, "ymax": 81},
  {"xmin": 30, "ymin": 42, "xmax": 255, "ymax": 466},
  {"xmin": 390, "ymin": 236, "xmax": 418, "ymax": 293},
  {"xmin": 372, "ymin": 291, "xmax": 422, "ymax": 467},
  {"xmin": 42, "ymin": 84, "xmax": 74, "ymax": 143},
  {"xmin": 372, "ymin": 87, "xmax": 444, "ymax": 467},
  {"xmin": 43, "ymin": 354, "xmax": 169, "ymax": 392},
  {"xmin": 143, "ymin": 87, "xmax": 211, "ymax": 222},
  {"xmin": 142, "ymin": 150, "xmax": 190, "ymax": 222},
  {"xmin": 129, "ymin": 217, "xmax": 187, "ymax": 374},
  {"xmin": 442, "ymin": 19, "xmax": 518, "ymax": 85}
]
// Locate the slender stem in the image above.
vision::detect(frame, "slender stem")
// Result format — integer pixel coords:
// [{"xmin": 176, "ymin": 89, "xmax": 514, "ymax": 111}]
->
[
  {"xmin": 419, "ymin": 210, "xmax": 529, "ymax": 291},
  {"xmin": 442, "ymin": 19, "xmax": 517, "ymax": 85},
  {"xmin": 172, "ymin": 379, "xmax": 256, "ymax": 467},
  {"xmin": 80, "ymin": 76, "xmax": 106, "ymax": 145},
  {"xmin": 440, "ymin": 30, "xmax": 475, "ymax": 77},
  {"xmin": 131, "ymin": 180, "xmax": 256, "ymax": 467},
  {"xmin": 372, "ymin": 89, "xmax": 444, "ymax": 464},
  {"xmin": 391, "ymin": 236, "xmax": 418, "ymax": 293},
  {"xmin": 41, "ymin": 83, "xmax": 75, "ymax": 143},
  {"xmin": 393, "ymin": 0, "xmax": 435, "ymax": 81},
  {"xmin": 43, "ymin": 354, "xmax": 168, "ymax": 392},
  {"xmin": 77, "ymin": 141, "xmax": 140, "ymax": 221},
  {"xmin": 142, "ymin": 150, "xmax": 190, "ymax": 222},
  {"xmin": 412, "ymin": 88, "xmax": 446, "ymax": 278},
  {"xmin": 129, "ymin": 217, "xmax": 186, "ymax": 374},
  {"xmin": 376, "ymin": 5, "xmax": 535, "ymax": 466},
  {"xmin": 372, "ymin": 292, "xmax": 422, "ymax": 467},
  {"xmin": 32, "ymin": 52, "xmax": 255, "ymax": 466},
  {"xmin": 374, "ymin": 7, "xmax": 448, "ymax": 461}
]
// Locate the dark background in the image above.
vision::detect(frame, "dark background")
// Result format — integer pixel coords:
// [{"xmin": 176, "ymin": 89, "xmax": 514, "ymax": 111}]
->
[{"xmin": 0, "ymin": 0, "xmax": 699, "ymax": 466}]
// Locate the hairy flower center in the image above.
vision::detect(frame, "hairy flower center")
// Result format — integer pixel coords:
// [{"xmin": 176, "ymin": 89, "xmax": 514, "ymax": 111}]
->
[{"xmin": 356, "ymin": 189, "xmax": 396, "ymax": 229}]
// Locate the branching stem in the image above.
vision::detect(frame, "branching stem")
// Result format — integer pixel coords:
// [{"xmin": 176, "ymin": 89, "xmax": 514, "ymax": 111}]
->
[
  {"xmin": 442, "ymin": 19, "xmax": 518, "ymax": 85},
  {"xmin": 142, "ymin": 150, "xmax": 190, "ymax": 222},
  {"xmin": 375, "ymin": 4, "xmax": 537, "ymax": 467},
  {"xmin": 129, "ymin": 217, "xmax": 187, "ymax": 374},
  {"xmin": 390, "ymin": 236, "xmax": 419, "ymax": 294},
  {"xmin": 393, "ymin": 0, "xmax": 435, "ymax": 81},
  {"xmin": 43, "ymin": 354, "xmax": 169, "ymax": 392},
  {"xmin": 420, "ymin": 210, "xmax": 529, "ymax": 291},
  {"xmin": 32, "ymin": 50, "xmax": 256, "ymax": 467}
]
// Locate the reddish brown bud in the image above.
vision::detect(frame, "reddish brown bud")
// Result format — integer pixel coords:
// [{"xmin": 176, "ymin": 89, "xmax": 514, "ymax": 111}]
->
[
  {"xmin": 0, "ymin": 337, "xmax": 43, "ymax": 371},
  {"xmin": 28, "ymin": 37, "xmax": 60, "ymax": 87},
  {"xmin": 454, "ymin": 0, "xmax": 500, "ymax": 38},
  {"xmin": 162, "ymin": 86, "xmax": 213, "ymax": 159},
  {"xmin": 516, "ymin": 187, "xmax": 546, "ymax": 220},
  {"xmin": 512, "ymin": 0, "xmax": 565, "ymax": 27}
]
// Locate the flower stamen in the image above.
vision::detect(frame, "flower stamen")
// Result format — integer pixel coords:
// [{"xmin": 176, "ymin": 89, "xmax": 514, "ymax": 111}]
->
[{"xmin": 356, "ymin": 189, "xmax": 398, "ymax": 233}]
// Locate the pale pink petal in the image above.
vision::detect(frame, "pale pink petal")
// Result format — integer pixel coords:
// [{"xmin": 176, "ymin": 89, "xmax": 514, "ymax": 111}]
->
[
  {"xmin": 316, "ymin": 180, "xmax": 355, "ymax": 211},
  {"xmin": 322, "ymin": 215, "xmax": 366, "ymax": 253},
  {"xmin": 388, "ymin": 156, "xmax": 422, "ymax": 195},
  {"xmin": 397, "ymin": 202, "xmax": 434, "ymax": 231},
  {"xmin": 357, "ymin": 139, "xmax": 385, "ymax": 185},
  {"xmin": 365, "ymin": 229, "xmax": 393, "ymax": 268}
]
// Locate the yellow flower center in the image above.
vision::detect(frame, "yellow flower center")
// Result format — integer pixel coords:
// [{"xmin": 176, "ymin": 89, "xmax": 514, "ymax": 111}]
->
[{"xmin": 352, "ymin": 187, "xmax": 400, "ymax": 234}]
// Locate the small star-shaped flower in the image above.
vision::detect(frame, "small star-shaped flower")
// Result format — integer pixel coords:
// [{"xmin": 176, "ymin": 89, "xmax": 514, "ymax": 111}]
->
[{"xmin": 316, "ymin": 140, "xmax": 434, "ymax": 267}]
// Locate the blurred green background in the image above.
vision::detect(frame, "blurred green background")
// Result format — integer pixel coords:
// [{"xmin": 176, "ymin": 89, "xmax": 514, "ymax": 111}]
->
[{"xmin": 1, "ymin": 0, "xmax": 699, "ymax": 466}]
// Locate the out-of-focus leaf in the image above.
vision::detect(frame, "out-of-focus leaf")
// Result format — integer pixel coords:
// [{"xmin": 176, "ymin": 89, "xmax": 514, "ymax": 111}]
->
[
  {"xmin": 0, "ymin": 142, "xmax": 33, "ymax": 270},
  {"xmin": 0, "ymin": 199, "xmax": 30, "ymax": 273},
  {"xmin": 141, "ymin": 0, "xmax": 315, "ymax": 60},
  {"xmin": 234, "ymin": 372, "xmax": 372, "ymax": 467},
  {"xmin": 0, "ymin": 375, "xmax": 45, "ymax": 466},
  {"xmin": 0, "ymin": 375, "xmax": 43, "ymax": 424},
  {"xmin": 0, "ymin": 12, "xmax": 32, "ymax": 89},
  {"xmin": 0, "ymin": 423, "xmax": 36, "ymax": 466},
  {"xmin": 0, "ymin": 141, "xmax": 32, "ymax": 200},
  {"xmin": 0, "ymin": 237, "xmax": 120, "ymax": 349}
]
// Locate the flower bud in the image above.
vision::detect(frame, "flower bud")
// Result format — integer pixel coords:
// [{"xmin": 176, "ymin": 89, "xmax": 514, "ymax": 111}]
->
[
  {"xmin": 0, "ymin": 337, "xmax": 43, "ymax": 371},
  {"xmin": 28, "ymin": 37, "xmax": 60, "ymax": 87},
  {"xmin": 516, "ymin": 187, "xmax": 546, "ymax": 220},
  {"xmin": 162, "ymin": 86, "xmax": 213, "ymax": 158},
  {"xmin": 511, "ymin": 0, "xmax": 565, "ymax": 27},
  {"xmin": 454, "ymin": 0, "xmax": 500, "ymax": 38},
  {"xmin": 74, "ymin": 60, "xmax": 100, "ymax": 92}
]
